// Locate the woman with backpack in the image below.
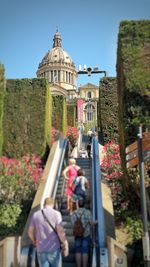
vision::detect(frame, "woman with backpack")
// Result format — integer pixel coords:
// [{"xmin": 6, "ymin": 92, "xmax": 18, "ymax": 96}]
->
[{"xmin": 72, "ymin": 168, "xmax": 89, "ymax": 209}]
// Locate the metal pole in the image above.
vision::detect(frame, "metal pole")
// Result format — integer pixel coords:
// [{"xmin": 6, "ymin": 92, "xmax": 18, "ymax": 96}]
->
[
  {"xmin": 98, "ymin": 79, "xmax": 104, "ymax": 145},
  {"xmin": 137, "ymin": 126, "xmax": 150, "ymax": 267}
]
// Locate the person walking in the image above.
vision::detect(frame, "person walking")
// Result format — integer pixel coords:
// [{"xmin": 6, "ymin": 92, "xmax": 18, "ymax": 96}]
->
[
  {"xmin": 28, "ymin": 197, "xmax": 68, "ymax": 267},
  {"xmin": 72, "ymin": 168, "xmax": 89, "ymax": 209},
  {"xmin": 71, "ymin": 199, "xmax": 97, "ymax": 267},
  {"xmin": 86, "ymin": 142, "xmax": 91, "ymax": 158},
  {"xmin": 62, "ymin": 158, "xmax": 80, "ymax": 214}
]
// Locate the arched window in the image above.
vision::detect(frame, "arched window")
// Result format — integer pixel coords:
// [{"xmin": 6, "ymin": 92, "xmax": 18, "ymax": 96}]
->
[
  {"xmin": 84, "ymin": 103, "xmax": 95, "ymax": 121},
  {"xmin": 54, "ymin": 70, "xmax": 57, "ymax": 82},
  {"xmin": 87, "ymin": 91, "xmax": 92, "ymax": 99},
  {"xmin": 58, "ymin": 70, "xmax": 60, "ymax": 82},
  {"xmin": 51, "ymin": 71, "xmax": 53, "ymax": 82}
]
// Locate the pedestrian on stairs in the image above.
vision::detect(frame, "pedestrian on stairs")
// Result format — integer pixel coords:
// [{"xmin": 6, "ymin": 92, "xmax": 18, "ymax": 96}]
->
[
  {"xmin": 28, "ymin": 197, "xmax": 68, "ymax": 267},
  {"xmin": 72, "ymin": 168, "xmax": 89, "ymax": 209},
  {"xmin": 62, "ymin": 158, "xmax": 80, "ymax": 214},
  {"xmin": 86, "ymin": 141, "xmax": 91, "ymax": 158},
  {"xmin": 71, "ymin": 199, "xmax": 97, "ymax": 267}
]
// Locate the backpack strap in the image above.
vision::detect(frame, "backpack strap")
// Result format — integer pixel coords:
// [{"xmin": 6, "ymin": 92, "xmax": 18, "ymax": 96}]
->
[
  {"xmin": 74, "ymin": 209, "xmax": 90, "ymax": 231},
  {"xmin": 41, "ymin": 210, "xmax": 58, "ymax": 236},
  {"xmin": 75, "ymin": 209, "xmax": 85, "ymax": 220}
]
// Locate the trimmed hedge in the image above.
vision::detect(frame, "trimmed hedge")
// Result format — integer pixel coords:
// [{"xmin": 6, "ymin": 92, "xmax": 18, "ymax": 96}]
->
[
  {"xmin": 67, "ymin": 104, "xmax": 76, "ymax": 127},
  {"xmin": 2, "ymin": 78, "xmax": 51, "ymax": 158},
  {"xmin": 98, "ymin": 77, "xmax": 119, "ymax": 143},
  {"xmin": 0, "ymin": 64, "xmax": 5, "ymax": 156},
  {"xmin": 52, "ymin": 95, "xmax": 67, "ymax": 136},
  {"xmin": 117, "ymin": 20, "xmax": 150, "ymax": 168}
]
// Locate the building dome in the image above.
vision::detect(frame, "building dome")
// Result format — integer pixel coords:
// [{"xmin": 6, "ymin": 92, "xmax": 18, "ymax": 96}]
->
[
  {"xmin": 36, "ymin": 30, "xmax": 77, "ymax": 98},
  {"xmin": 38, "ymin": 31, "xmax": 75, "ymax": 68},
  {"xmin": 40, "ymin": 47, "xmax": 74, "ymax": 66}
]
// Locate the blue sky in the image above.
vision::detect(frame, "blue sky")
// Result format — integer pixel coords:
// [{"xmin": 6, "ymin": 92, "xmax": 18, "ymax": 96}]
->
[{"xmin": 0, "ymin": 0, "xmax": 150, "ymax": 86}]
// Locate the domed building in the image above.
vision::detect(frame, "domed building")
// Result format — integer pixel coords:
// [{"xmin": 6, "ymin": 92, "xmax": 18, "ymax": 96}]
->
[
  {"xmin": 36, "ymin": 30, "xmax": 99, "ymax": 128},
  {"xmin": 36, "ymin": 30, "xmax": 78, "ymax": 99}
]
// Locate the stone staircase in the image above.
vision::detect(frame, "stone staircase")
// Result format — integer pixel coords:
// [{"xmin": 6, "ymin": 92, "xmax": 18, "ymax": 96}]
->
[{"xmin": 55, "ymin": 158, "xmax": 92, "ymax": 267}]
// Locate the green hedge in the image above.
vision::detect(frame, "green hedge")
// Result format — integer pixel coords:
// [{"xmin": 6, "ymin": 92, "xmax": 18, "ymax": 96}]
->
[
  {"xmin": 2, "ymin": 78, "xmax": 51, "ymax": 158},
  {"xmin": 45, "ymin": 85, "xmax": 52, "ymax": 145},
  {"xmin": 0, "ymin": 64, "xmax": 5, "ymax": 156},
  {"xmin": 98, "ymin": 77, "xmax": 119, "ymax": 143},
  {"xmin": 67, "ymin": 104, "xmax": 76, "ymax": 127},
  {"xmin": 117, "ymin": 20, "xmax": 150, "ymax": 168},
  {"xmin": 52, "ymin": 95, "xmax": 67, "ymax": 135}
]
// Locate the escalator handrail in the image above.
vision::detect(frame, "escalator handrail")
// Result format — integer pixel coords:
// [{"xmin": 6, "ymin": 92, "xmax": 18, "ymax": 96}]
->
[
  {"xmin": 93, "ymin": 137, "xmax": 106, "ymax": 247},
  {"xmin": 51, "ymin": 138, "xmax": 68, "ymax": 199},
  {"xmin": 20, "ymin": 138, "xmax": 69, "ymax": 266},
  {"xmin": 92, "ymin": 137, "xmax": 109, "ymax": 266}
]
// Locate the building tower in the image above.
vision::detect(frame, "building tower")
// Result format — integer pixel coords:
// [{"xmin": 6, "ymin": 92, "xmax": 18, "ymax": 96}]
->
[{"xmin": 36, "ymin": 30, "xmax": 78, "ymax": 99}]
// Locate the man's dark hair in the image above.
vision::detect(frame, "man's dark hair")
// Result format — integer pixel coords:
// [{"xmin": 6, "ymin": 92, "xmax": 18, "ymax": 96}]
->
[
  {"xmin": 77, "ymin": 168, "xmax": 85, "ymax": 176},
  {"xmin": 78, "ymin": 198, "xmax": 85, "ymax": 208}
]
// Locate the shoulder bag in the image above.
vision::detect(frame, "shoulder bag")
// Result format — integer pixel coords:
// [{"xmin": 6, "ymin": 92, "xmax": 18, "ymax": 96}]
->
[{"xmin": 41, "ymin": 210, "xmax": 69, "ymax": 257}]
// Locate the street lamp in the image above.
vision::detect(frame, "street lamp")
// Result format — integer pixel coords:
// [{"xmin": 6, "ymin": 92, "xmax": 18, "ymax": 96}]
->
[
  {"xmin": 78, "ymin": 66, "xmax": 107, "ymax": 77},
  {"xmin": 78, "ymin": 66, "xmax": 107, "ymax": 143}
]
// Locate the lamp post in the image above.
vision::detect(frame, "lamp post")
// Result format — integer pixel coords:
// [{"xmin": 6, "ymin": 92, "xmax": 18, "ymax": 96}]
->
[
  {"xmin": 78, "ymin": 66, "xmax": 107, "ymax": 143},
  {"xmin": 78, "ymin": 66, "xmax": 106, "ymax": 77},
  {"xmin": 137, "ymin": 126, "xmax": 150, "ymax": 267}
]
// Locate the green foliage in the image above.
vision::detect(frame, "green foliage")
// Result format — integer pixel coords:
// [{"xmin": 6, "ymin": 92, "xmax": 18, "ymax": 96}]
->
[
  {"xmin": 0, "ymin": 155, "xmax": 42, "ymax": 237},
  {"xmin": 98, "ymin": 77, "xmax": 119, "ymax": 143},
  {"xmin": 124, "ymin": 91, "xmax": 150, "ymax": 145},
  {"xmin": 50, "ymin": 127, "xmax": 60, "ymax": 145},
  {"xmin": 2, "ymin": 78, "xmax": 49, "ymax": 158},
  {"xmin": 67, "ymin": 105, "xmax": 76, "ymax": 127},
  {"xmin": 45, "ymin": 85, "xmax": 52, "ymax": 145},
  {"xmin": 125, "ymin": 217, "xmax": 143, "ymax": 242},
  {"xmin": 62, "ymin": 97, "xmax": 67, "ymax": 136},
  {"xmin": 0, "ymin": 63, "xmax": 5, "ymax": 156},
  {"xmin": 66, "ymin": 126, "xmax": 79, "ymax": 148},
  {"xmin": 117, "ymin": 20, "xmax": 150, "ymax": 169},
  {"xmin": 100, "ymin": 141, "xmax": 129, "ymax": 221},
  {"xmin": 52, "ymin": 95, "xmax": 67, "ymax": 135},
  {"xmin": 125, "ymin": 215, "xmax": 145, "ymax": 266},
  {"xmin": 0, "ymin": 203, "xmax": 21, "ymax": 228}
]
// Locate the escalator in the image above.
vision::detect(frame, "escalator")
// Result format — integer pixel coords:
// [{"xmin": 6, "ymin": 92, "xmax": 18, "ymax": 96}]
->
[
  {"xmin": 20, "ymin": 135, "xmax": 109, "ymax": 267},
  {"xmin": 55, "ymin": 157, "xmax": 92, "ymax": 267}
]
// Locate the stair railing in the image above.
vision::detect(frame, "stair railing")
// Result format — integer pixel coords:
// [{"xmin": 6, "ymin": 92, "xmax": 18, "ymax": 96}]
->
[
  {"xmin": 20, "ymin": 138, "xmax": 69, "ymax": 267},
  {"xmin": 91, "ymin": 137, "xmax": 109, "ymax": 267},
  {"xmin": 51, "ymin": 138, "xmax": 68, "ymax": 199}
]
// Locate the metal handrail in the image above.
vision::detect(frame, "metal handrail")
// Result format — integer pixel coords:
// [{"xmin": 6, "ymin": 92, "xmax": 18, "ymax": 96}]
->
[
  {"xmin": 51, "ymin": 138, "xmax": 68, "ymax": 199},
  {"xmin": 92, "ymin": 137, "xmax": 109, "ymax": 267},
  {"xmin": 91, "ymin": 137, "xmax": 97, "ymax": 267},
  {"xmin": 20, "ymin": 138, "xmax": 69, "ymax": 267}
]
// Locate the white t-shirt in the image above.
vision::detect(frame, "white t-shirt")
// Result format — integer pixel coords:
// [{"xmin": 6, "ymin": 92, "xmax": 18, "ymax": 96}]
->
[{"xmin": 76, "ymin": 175, "xmax": 88, "ymax": 191}]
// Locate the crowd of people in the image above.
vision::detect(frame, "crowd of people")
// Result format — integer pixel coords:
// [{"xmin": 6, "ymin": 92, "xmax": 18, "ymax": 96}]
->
[{"xmin": 28, "ymin": 151, "xmax": 96, "ymax": 267}]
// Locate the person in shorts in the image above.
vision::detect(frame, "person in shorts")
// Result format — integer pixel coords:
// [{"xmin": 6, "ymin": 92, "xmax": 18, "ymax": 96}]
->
[{"xmin": 71, "ymin": 199, "xmax": 97, "ymax": 267}]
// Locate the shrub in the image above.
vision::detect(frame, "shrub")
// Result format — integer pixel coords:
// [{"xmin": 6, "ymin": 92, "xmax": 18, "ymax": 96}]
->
[
  {"xmin": 125, "ymin": 217, "xmax": 143, "ymax": 241},
  {"xmin": 100, "ymin": 141, "xmax": 129, "ymax": 220},
  {"xmin": 50, "ymin": 127, "xmax": 60, "ymax": 145},
  {"xmin": 66, "ymin": 126, "xmax": 79, "ymax": 148},
  {"xmin": 0, "ymin": 154, "xmax": 43, "ymax": 237}
]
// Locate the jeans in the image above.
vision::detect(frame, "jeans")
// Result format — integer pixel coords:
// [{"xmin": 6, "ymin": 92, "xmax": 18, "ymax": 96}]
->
[
  {"xmin": 37, "ymin": 250, "xmax": 62, "ymax": 267},
  {"xmin": 75, "ymin": 236, "xmax": 91, "ymax": 253}
]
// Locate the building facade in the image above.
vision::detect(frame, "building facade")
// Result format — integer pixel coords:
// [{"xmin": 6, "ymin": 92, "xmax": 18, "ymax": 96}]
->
[
  {"xmin": 77, "ymin": 83, "xmax": 98, "ymax": 124},
  {"xmin": 36, "ymin": 30, "xmax": 78, "ymax": 99},
  {"xmin": 36, "ymin": 30, "xmax": 99, "ymax": 126}
]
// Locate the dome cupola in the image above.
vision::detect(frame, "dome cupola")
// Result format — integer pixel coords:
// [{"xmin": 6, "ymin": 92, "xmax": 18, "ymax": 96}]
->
[{"xmin": 36, "ymin": 30, "xmax": 77, "ymax": 98}]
